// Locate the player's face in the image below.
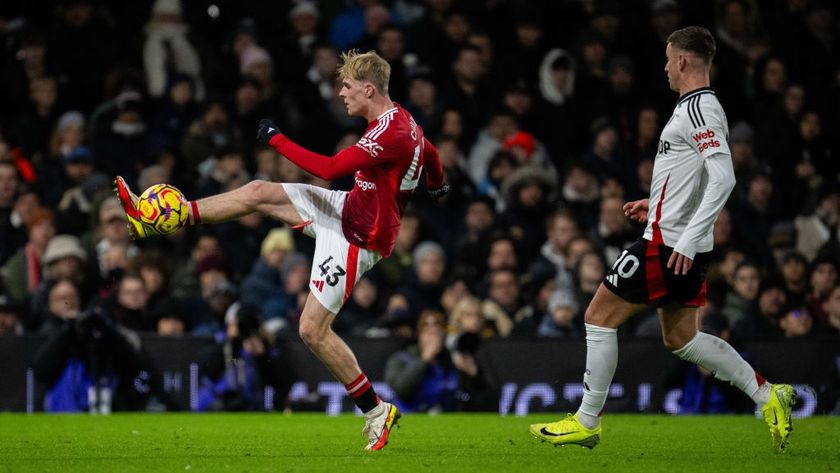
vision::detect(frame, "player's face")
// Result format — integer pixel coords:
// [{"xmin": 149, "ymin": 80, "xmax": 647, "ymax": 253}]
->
[
  {"xmin": 339, "ymin": 77, "xmax": 370, "ymax": 117},
  {"xmin": 664, "ymin": 43, "xmax": 679, "ymax": 92}
]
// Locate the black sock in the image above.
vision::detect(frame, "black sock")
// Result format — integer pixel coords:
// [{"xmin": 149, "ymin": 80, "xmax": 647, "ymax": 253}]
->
[{"xmin": 345, "ymin": 372, "xmax": 380, "ymax": 413}]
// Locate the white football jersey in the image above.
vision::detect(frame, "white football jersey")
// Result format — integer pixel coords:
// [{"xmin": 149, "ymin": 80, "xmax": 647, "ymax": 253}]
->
[{"xmin": 643, "ymin": 87, "xmax": 735, "ymax": 259}]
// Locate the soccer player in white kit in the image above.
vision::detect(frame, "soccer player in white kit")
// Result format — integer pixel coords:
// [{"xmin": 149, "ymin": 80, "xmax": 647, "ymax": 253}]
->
[{"xmin": 530, "ymin": 26, "xmax": 796, "ymax": 453}]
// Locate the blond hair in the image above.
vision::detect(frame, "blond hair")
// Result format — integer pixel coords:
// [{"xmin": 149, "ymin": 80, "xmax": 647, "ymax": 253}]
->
[
  {"xmin": 338, "ymin": 49, "xmax": 391, "ymax": 96},
  {"xmin": 448, "ymin": 297, "xmax": 483, "ymax": 332}
]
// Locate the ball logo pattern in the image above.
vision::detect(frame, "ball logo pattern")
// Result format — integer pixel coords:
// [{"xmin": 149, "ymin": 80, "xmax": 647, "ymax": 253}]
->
[{"xmin": 137, "ymin": 183, "xmax": 189, "ymax": 234}]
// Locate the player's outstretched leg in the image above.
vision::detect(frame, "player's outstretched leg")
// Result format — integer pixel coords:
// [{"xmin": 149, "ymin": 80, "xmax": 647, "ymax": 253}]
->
[
  {"xmin": 114, "ymin": 176, "xmax": 190, "ymax": 240},
  {"xmin": 363, "ymin": 401, "xmax": 401, "ymax": 451},
  {"xmin": 668, "ymin": 326, "xmax": 798, "ymax": 453},
  {"xmin": 529, "ymin": 413, "xmax": 601, "ymax": 449},
  {"xmin": 760, "ymin": 384, "xmax": 796, "ymax": 453}
]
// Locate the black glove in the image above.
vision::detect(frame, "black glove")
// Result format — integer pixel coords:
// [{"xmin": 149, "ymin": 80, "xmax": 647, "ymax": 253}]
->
[
  {"xmin": 427, "ymin": 183, "xmax": 451, "ymax": 202},
  {"xmin": 75, "ymin": 306, "xmax": 113, "ymax": 342},
  {"xmin": 256, "ymin": 118, "xmax": 281, "ymax": 145}
]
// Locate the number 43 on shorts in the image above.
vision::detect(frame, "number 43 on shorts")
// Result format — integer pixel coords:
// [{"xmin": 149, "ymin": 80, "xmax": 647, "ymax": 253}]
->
[{"xmin": 318, "ymin": 256, "xmax": 346, "ymax": 287}]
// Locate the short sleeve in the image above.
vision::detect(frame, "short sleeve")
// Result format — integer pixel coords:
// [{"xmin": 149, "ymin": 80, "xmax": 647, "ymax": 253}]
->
[{"xmin": 682, "ymin": 96, "xmax": 731, "ymax": 159}]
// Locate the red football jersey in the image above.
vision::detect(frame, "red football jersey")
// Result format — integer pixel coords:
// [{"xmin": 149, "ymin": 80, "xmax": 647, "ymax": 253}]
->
[{"xmin": 269, "ymin": 104, "xmax": 445, "ymax": 257}]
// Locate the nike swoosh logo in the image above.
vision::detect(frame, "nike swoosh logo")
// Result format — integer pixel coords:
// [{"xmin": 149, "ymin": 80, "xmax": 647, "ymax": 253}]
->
[
  {"xmin": 540, "ymin": 427, "xmax": 577, "ymax": 437},
  {"xmin": 772, "ymin": 412, "xmax": 778, "ymax": 426},
  {"xmin": 268, "ymin": 127, "xmax": 275, "ymax": 133}
]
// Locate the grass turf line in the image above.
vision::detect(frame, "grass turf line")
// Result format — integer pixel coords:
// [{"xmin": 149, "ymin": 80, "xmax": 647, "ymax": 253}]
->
[{"xmin": 0, "ymin": 413, "xmax": 838, "ymax": 473}]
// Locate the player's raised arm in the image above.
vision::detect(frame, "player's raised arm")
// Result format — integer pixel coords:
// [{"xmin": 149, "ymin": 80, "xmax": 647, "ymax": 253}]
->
[{"xmin": 258, "ymin": 118, "xmax": 378, "ymax": 181}]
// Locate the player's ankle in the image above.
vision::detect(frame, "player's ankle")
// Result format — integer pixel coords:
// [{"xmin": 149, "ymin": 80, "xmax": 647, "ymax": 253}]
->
[
  {"xmin": 751, "ymin": 382, "xmax": 772, "ymax": 405},
  {"xmin": 365, "ymin": 400, "xmax": 385, "ymax": 418},
  {"xmin": 576, "ymin": 411, "xmax": 601, "ymax": 430}
]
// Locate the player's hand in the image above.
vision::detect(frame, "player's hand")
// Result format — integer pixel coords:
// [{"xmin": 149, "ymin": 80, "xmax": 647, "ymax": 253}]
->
[
  {"xmin": 427, "ymin": 183, "xmax": 451, "ymax": 202},
  {"xmin": 623, "ymin": 198, "xmax": 649, "ymax": 223},
  {"xmin": 256, "ymin": 118, "xmax": 281, "ymax": 145},
  {"xmin": 667, "ymin": 251, "xmax": 693, "ymax": 275}
]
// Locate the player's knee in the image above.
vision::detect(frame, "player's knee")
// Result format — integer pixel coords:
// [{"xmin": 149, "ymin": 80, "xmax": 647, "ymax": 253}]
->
[
  {"xmin": 243, "ymin": 179, "xmax": 271, "ymax": 207},
  {"xmin": 662, "ymin": 333, "xmax": 688, "ymax": 352},
  {"xmin": 298, "ymin": 318, "xmax": 324, "ymax": 348},
  {"xmin": 584, "ymin": 305, "xmax": 604, "ymax": 326}
]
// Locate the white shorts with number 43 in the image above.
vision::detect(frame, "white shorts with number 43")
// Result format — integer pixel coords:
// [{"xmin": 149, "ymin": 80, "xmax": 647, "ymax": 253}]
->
[{"xmin": 283, "ymin": 183, "xmax": 382, "ymax": 314}]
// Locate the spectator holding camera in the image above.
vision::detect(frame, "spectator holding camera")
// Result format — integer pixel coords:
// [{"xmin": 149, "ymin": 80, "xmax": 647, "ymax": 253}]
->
[
  {"xmin": 448, "ymin": 297, "xmax": 494, "ymax": 340},
  {"xmin": 32, "ymin": 306, "xmax": 151, "ymax": 412},
  {"xmin": 104, "ymin": 272, "xmax": 154, "ymax": 333},
  {"xmin": 385, "ymin": 309, "xmax": 498, "ymax": 413},
  {"xmin": 196, "ymin": 303, "xmax": 294, "ymax": 411},
  {"xmin": 37, "ymin": 279, "xmax": 82, "ymax": 335}
]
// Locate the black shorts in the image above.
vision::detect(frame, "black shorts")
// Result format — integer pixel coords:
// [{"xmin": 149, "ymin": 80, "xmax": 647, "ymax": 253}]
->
[{"xmin": 602, "ymin": 238, "xmax": 710, "ymax": 308}]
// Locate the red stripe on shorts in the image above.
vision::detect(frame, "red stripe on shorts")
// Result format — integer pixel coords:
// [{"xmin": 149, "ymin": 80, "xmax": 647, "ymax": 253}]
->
[
  {"xmin": 291, "ymin": 220, "xmax": 312, "ymax": 231},
  {"xmin": 646, "ymin": 172, "xmax": 671, "ymax": 302},
  {"xmin": 684, "ymin": 280, "xmax": 707, "ymax": 307},
  {"xmin": 343, "ymin": 244, "xmax": 360, "ymax": 304},
  {"xmin": 645, "ymin": 240, "xmax": 667, "ymax": 302}
]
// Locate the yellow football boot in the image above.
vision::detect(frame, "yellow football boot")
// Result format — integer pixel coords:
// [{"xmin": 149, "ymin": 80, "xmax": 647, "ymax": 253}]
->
[
  {"xmin": 530, "ymin": 413, "xmax": 601, "ymax": 449},
  {"xmin": 760, "ymin": 384, "xmax": 796, "ymax": 453}
]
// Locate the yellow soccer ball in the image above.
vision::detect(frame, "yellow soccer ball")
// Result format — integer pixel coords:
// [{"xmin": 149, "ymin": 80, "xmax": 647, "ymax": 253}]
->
[{"xmin": 136, "ymin": 183, "xmax": 189, "ymax": 234}]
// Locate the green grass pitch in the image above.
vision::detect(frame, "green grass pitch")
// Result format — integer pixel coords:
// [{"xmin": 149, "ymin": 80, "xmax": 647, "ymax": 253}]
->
[{"xmin": 1, "ymin": 413, "xmax": 838, "ymax": 472}]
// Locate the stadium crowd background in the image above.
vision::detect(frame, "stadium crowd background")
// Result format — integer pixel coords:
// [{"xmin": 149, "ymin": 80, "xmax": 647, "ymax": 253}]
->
[{"xmin": 0, "ymin": 0, "xmax": 839, "ymax": 411}]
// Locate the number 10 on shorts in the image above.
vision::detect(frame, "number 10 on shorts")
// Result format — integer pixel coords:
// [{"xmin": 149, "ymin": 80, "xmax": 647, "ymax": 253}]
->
[{"xmin": 608, "ymin": 249, "xmax": 640, "ymax": 287}]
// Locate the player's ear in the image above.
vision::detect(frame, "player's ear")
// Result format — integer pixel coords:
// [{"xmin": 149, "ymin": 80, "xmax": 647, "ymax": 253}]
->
[{"xmin": 365, "ymin": 83, "xmax": 375, "ymax": 98}]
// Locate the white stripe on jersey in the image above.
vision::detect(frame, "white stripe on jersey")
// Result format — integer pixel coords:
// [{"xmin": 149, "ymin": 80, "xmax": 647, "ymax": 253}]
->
[
  {"xmin": 376, "ymin": 107, "xmax": 397, "ymax": 120},
  {"xmin": 369, "ymin": 110, "xmax": 396, "ymax": 140},
  {"xmin": 365, "ymin": 117, "xmax": 388, "ymax": 140}
]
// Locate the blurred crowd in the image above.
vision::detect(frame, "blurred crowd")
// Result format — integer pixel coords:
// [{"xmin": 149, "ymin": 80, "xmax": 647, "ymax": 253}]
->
[{"xmin": 0, "ymin": 0, "xmax": 839, "ymax": 411}]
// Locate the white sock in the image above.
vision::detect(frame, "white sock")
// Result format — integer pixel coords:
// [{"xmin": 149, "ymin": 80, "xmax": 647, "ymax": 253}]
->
[
  {"xmin": 576, "ymin": 323, "xmax": 618, "ymax": 429},
  {"xmin": 671, "ymin": 331, "xmax": 770, "ymax": 405},
  {"xmin": 752, "ymin": 382, "xmax": 772, "ymax": 405}
]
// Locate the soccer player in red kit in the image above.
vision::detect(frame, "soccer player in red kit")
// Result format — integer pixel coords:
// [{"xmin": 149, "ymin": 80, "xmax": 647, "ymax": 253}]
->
[
  {"xmin": 530, "ymin": 27, "xmax": 796, "ymax": 453},
  {"xmin": 114, "ymin": 50, "xmax": 449, "ymax": 450}
]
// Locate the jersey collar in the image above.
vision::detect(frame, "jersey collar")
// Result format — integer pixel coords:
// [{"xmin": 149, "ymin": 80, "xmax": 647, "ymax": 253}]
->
[
  {"xmin": 377, "ymin": 106, "xmax": 398, "ymax": 120},
  {"xmin": 677, "ymin": 87, "xmax": 715, "ymax": 105}
]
